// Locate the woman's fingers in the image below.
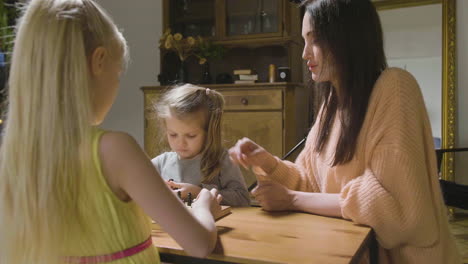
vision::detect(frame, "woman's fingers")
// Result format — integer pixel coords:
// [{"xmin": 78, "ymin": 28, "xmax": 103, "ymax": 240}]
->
[
  {"xmin": 251, "ymin": 180, "xmax": 271, "ymax": 198},
  {"xmin": 210, "ymin": 188, "xmax": 219, "ymax": 197},
  {"xmin": 229, "ymin": 140, "xmax": 250, "ymax": 169},
  {"xmin": 229, "ymin": 137, "xmax": 269, "ymax": 171}
]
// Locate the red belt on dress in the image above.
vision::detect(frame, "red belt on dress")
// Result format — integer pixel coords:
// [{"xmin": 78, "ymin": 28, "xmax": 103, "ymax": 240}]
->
[{"xmin": 64, "ymin": 236, "xmax": 153, "ymax": 263}]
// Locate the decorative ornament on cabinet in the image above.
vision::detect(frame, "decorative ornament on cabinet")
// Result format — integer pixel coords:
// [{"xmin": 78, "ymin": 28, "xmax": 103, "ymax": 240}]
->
[{"xmin": 158, "ymin": 29, "xmax": 226, "ymax": 84}]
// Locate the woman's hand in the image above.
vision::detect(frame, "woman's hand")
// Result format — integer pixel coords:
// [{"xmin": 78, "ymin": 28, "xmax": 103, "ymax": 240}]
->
[
  {"xmin": 167, "ymin": 181, "xmax": 202, "ymax": 199},
  {"xmin": 192, "ymin": 188, "xmax": 223, "ymax": 219},
  {"xmin": 228, "ymin": 137, "xmax": 278, "ymax": 174},
  {"xmin": 251, "ymin": 180, "xmax": 296, "ymax": 211}
]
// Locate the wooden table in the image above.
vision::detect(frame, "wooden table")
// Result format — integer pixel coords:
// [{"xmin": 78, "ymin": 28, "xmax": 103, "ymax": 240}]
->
[{"xmin": 151, "ymin": 207, "xmax": 375, "ymax": 264}]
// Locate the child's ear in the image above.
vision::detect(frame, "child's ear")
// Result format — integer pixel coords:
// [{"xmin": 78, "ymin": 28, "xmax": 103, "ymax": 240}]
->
[{"xmin": 90, "ymin": 47, "xmax": 107, "ymax": 76}]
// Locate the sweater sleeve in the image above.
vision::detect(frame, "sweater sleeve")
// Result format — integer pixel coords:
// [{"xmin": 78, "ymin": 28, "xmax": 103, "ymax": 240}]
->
[
  {"xmin": 340, "ymin": 68, "xmax": 440, "ymax": 249},
  {"xmin": 340, "ymin": 149, "xmax": 438, "ymax": 248},
  {"xmin": 202, "ymin": 154, "xmax": 250, "ymax": 207},
  {"xmin": 268, "ymin": 135, "xmax": 320, "ymax": 193}
]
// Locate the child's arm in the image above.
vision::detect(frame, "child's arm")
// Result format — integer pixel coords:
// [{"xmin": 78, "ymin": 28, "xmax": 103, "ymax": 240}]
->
[
  {"xmin": 204, "ymin": 154, "xmax": 250, "ymax": 206},
  {"xmin": 98, "ymin": 131, "xmax": 220, "ymax": 258}
]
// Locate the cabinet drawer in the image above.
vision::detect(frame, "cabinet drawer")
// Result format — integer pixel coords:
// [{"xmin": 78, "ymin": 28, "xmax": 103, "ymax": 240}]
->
[{"xmin": 221, "ymin": 90, "xmax": 282, "ymax": 111}]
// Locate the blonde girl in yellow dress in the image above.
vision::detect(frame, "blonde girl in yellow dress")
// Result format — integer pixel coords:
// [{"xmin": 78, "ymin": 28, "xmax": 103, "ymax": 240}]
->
[{"xmin": 0, "ymin": 1, "xmax": 222, "ymax": 263}]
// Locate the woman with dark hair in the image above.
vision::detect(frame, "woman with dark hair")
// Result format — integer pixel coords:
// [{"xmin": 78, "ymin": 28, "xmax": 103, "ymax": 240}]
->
[{"xmin": 229, "ymin": 0, "xmax": 461, "ymax": 263}]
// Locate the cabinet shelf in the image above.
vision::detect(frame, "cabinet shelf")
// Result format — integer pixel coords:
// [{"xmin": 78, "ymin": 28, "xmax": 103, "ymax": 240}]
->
[
  {"xmin": 213, "ymin": 36, "xmax": 302, "ymax": 48},
  {"xmin": 227, "ymin": 12, "xmax": 277, "ymax": 18},
  {"xmin": 160, "ymin": 0, "xmax": 305, "ymax": 83},
  {"xmin": 142, "ymin": 82, "xmax": 303, "ymax": 91},
  {"xmin": 173, "ymin": 16, "xmax": 214, "ymax": 23}
]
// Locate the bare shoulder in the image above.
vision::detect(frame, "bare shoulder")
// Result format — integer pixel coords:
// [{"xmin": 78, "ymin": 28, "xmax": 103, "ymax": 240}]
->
[
  {"xmin": 99, "ymin": 131, "xmax": 140, "ymax": 153},
  {"xmin": 98, "ymin": 131, "xmax": 149, "ymax": 171},
  {"xmin": 98, "ymin": 131, "xmax": 147, "ymax": 180},
  {"xmin": 98, "ymin": 131, "xmax": 150, "ymax": 201}
]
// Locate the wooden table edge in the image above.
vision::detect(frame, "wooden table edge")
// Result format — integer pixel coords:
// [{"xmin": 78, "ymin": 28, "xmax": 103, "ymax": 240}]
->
[{"xmin": 349, "ymin": 228, "xmax": 377, "ymax": 264}]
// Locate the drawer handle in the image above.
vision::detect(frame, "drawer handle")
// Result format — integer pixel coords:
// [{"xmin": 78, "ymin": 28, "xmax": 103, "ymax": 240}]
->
[{"xmin": 241, "ymin": 98, "xmax": 248, "ymax": 105}]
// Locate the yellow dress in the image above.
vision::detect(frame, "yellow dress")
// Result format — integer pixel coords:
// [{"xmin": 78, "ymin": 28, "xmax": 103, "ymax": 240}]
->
[{"xmin": 64, "ymin": 129, "xmax": 160, "ymax": 263}]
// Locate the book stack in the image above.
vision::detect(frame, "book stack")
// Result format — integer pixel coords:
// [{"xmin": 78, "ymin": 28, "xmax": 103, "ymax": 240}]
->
[{"xmin": 233, "ymin": 69, "xmax": 258, "ymax": 84}]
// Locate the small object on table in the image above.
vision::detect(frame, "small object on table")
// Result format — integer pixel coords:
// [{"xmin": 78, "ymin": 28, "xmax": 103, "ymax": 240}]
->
[
  {"xmin": 187, "ymin": 192, "xmax": 192, "ymax": 206},
  {"xmin": 177, "ymin": 190, "xmax": 182, "ymax": 201},
  {"xmin": 168, "ymin": 179, "xmax": 178, "ymax": 190},
  {"xmin": 277, "ymin": 67, "xmax": 290, "ymax": 82},
  {"xmin": 268, "ymin": 64, "xmax": 276, "ymax": 83}
]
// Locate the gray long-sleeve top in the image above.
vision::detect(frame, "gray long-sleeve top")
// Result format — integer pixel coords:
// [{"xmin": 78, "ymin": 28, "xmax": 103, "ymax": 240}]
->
[{"xmin": 151, "ymin": 151, "xmax": 250, "ymax": 207}]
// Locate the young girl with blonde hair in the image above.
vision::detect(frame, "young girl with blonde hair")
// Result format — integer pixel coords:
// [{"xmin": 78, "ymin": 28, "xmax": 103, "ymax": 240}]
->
[
  {"xmin": 152, "ymin": 84, "xmax": 250, "ymax": 207},
  {"xmin": 0, "ymin": 1, "xmax": 222, "ymax": 263}
]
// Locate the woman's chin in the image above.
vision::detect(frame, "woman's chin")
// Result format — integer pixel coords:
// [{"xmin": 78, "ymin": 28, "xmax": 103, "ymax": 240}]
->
[{"xmin": 311, "ymin": 73, "xmax": 321, "ymax": 82}]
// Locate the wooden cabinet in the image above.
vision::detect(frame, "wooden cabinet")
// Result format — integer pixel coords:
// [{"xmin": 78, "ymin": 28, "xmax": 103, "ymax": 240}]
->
[
  {"xmin": 223, "ymin": 0, "xmax": 282, "ymax": 39},
  {"xmin": 141, "ymin": 82, "xmax": 308, "ymax": 187},
  {"xmin": 163, "ymin": 0, "xmax": 298, "ymax": 40},
  {"xmin": 160, "ymin": 0, "xmax": 305, "ymax": 85},
  {"xmin": 164, "ymin": 0, "xmax": 216, "ymax": 38},
  {"xmin": 155, "ymin": 1, "xmax": 309, "ymax": 186}
]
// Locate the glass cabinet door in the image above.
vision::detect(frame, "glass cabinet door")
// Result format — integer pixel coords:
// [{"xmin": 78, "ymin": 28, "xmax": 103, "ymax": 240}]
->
[
  {"xmin": 225, "ymin": 0, "xmax": 282, "ymax": 37},
  {"xmin": 169, "ymin": 0, "xmax": 216, "ymax": 37}
]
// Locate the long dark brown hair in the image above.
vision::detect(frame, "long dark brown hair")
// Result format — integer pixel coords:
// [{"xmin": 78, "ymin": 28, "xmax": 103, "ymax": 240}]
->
[{"xmin": 303, "ymin": 0, "xmax": 387, "ymax": 165}]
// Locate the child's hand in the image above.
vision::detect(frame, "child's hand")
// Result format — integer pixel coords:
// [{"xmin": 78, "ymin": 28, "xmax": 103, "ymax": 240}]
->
[
  {"xmin": 193, "ymin": 188, "xmax": 223, "ymax": 218},
  {"xmin": 165, "ymin": 179, "xmax": 178, "ymax": 190},
  {"xmin": 167, "ymin": 181, "xmax": 202, "ymax": 199}
]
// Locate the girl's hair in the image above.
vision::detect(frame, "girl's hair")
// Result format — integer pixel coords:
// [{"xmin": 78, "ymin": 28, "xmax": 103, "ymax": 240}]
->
[
  {"xmin": 156, "ymin": 84, "xmax": 225, "ymax": 184},
  {"xmin": 302, "ymin": 0, "xmax": 387, "ymax": 165},
  {"xmin": 0, "ymin": 0, "xmax": 127, "ymax": 263}
]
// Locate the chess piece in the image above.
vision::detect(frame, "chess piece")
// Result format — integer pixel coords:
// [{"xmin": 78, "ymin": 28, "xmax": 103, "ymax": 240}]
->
[{"xmin": 187, "ymin": 192, "xmax": 193, "ymax": 206}]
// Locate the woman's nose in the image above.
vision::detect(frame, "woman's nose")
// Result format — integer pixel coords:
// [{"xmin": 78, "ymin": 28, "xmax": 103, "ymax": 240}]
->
[{"xmin": 302, "ymin": 44, "xmax": 312, "ymax": 61}]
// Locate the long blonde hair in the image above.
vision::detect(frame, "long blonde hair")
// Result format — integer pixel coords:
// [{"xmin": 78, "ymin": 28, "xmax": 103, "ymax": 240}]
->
[
  {"xmin": 156, "ymin": 84, "xmax": 225, "ymax": 183},
  {"xmin": 0, "ymin": 0, "xmax": 127, "ymax": 263}
]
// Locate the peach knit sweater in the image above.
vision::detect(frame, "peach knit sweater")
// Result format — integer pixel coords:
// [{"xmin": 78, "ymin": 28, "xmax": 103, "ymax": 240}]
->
[{"xmin": 269, "ymin": 68, "xmax": 461, "ymax": 263}]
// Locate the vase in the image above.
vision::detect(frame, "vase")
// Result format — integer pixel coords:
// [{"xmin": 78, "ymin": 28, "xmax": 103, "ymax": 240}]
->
[
  {"xmin": 176, "ymin": 60, "xmax": 188, "ymax": 84},
  {"xmin": 201, "ymin": 62, "xmax": 212, "ymax": 84}
]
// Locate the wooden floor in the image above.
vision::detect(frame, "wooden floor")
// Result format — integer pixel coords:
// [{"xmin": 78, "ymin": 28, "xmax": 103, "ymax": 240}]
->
[{"xmin": 450, "ymin": 213, "xmax": 468, "ymax": 263}]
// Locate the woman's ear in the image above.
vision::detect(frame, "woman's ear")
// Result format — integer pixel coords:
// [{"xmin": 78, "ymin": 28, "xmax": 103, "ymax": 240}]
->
[{"xmin": 90, "ymin": 47, "xmax": 107, "ymax": 76}]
